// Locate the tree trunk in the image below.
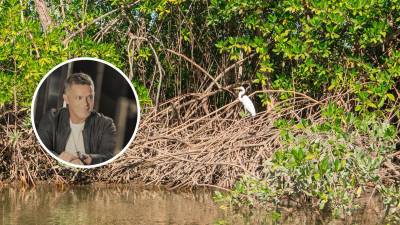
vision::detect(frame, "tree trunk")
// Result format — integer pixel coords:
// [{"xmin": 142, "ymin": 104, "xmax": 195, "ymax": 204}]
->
[{"xmin": 34, "ymin": 0, "xmax": 52, "ymax": 32}]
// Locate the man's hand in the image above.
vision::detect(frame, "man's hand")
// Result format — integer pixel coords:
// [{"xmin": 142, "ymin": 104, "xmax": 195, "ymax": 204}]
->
[
  {"xmin": 70, "ymin": 158, "xmax": 84, "ymax": 165},
  {"xmin": 58, "ymin": 152, "xmax": 78, "ymax": 162},
  {"xmin": 82, "ymin": 155, "xmax": 92, "ymax": 165},
  {"xmin": 59, "ymin": 152, "xmax": 92, "ymax": 165}
]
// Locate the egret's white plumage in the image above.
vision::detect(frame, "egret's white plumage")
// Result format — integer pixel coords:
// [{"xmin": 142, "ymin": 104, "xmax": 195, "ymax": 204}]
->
[{"xmin": 236, "ymin": 86, "xmax": 256, "ymax": 117}]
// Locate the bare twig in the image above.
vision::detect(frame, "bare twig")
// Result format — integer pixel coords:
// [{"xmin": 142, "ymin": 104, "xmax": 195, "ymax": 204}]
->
[
  {"xmin": 62, "ymin": 1, "xmax": 141, "ymax": 46},
  {"xmin": 166, "ymin": 49, "xmax": 221, "ymax": 89}
]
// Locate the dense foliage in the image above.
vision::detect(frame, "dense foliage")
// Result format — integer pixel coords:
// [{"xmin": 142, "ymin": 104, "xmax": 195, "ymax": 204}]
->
[
  {"xmin": 0, "ymin": 0, "xmax": 123, "ymax": 106},
  {"xmin": 215, "ymin": 104, "xmax": 399, "ymax": 221},
  {"xmin": 209, "ymin": 0, "xmax": 400, "ymax": 115},
  {"xmin": 0, "ymin": 0, "xmax": 399, "ymax": 222},
  {"xmin": 1, "ymin": 0, "xmax": 400, "ymax": 112}
]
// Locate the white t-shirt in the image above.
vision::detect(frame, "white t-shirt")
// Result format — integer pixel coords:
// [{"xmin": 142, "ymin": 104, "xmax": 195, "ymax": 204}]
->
[{"xmin": 65, "ymin": 120, "xmax": 86, "ymax": 157}]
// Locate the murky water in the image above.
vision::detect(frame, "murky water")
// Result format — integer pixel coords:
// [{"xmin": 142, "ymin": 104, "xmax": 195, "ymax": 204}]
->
[
  {"xmin": 0, "ymin": 185, "xmax": 224, "ymax": 225},
  {"xmin": 0, "ymin": 185, "xmax": 384, "ymax": 225}
]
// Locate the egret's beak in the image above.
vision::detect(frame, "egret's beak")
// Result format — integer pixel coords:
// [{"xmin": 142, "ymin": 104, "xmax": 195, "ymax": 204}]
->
[{"xmin": 233, "ymin": 87, "xmax": 240, "ymax": 90}]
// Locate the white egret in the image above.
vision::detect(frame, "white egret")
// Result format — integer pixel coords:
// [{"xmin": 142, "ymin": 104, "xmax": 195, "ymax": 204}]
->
[{"xmin": 235, "ymin": 86, "xmax": 256, "ymax": 117}]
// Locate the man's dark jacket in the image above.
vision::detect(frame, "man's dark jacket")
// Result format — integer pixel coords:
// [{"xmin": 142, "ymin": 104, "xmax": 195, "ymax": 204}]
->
[{"xmin": 37, "ymin": 108, "xmax": 116, "ymax": 164}]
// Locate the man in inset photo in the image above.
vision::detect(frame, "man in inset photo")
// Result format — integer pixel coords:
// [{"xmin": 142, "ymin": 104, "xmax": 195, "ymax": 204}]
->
[
  {"xmin": 33, "ymin": 58, "xmax": 139, "ymax": 168},
  {"xmin": 38, "ymin": 73, "xmax": 116, "ymax": 165}
]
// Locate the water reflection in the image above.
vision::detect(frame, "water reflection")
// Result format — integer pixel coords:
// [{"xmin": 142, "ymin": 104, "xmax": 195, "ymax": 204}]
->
[
  {"xmin": 0, "ymin": 185, "xmax": 383, "ymax": 225},
  {"xmin": 0, "ymin": 185, "xmax": 220, "ymax": 225}
]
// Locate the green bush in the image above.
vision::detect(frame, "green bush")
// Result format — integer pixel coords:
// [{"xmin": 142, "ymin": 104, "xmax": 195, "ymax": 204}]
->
[
  {"xmin": 0, "ymin": 1, "xmax": 150, "ymax": 107},
  {"xmin": 216, "ymin": 104, "xmax": 398, "ymax": 218},
  {"xmin": 208, "ymin": 0, "xmax": 400, "ymax": 114}
]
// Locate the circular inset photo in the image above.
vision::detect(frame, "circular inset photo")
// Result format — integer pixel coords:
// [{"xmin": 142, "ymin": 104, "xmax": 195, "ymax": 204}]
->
[{"xmin": 31, "ymin": 57, "xmax": 140, "ymax": 168}]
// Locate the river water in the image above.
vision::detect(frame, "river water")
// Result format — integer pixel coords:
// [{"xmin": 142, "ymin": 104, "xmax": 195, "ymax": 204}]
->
[{"xmin": 0, "ymin": 185, "xmax": 383, "ymax": 225}]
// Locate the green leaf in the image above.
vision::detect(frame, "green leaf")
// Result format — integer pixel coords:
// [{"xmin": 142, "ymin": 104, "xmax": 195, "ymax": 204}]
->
[
  {"xmin": 367, "ymin": 101, "xmax": 377, "ymax": 108},
  {"xmin": 386, "ymin": 93, "xmax": 395, "ymax": 101}
]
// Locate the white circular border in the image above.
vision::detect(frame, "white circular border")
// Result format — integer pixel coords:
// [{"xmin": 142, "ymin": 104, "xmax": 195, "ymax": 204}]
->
[{"xmin": 31, "ymin": 57, "xmax": 141, "ymax": 169}]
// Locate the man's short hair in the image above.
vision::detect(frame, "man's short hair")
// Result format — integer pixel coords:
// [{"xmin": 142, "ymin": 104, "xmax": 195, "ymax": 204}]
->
[{"xmin": 64, "ymin": 72, "xmax": 95, "ymax": 93}]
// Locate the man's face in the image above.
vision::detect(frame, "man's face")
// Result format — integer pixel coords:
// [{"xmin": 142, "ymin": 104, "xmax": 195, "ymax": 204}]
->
[{"xmin": 63, "ymin": 84, "xmax": 94, "ymax": 123}]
